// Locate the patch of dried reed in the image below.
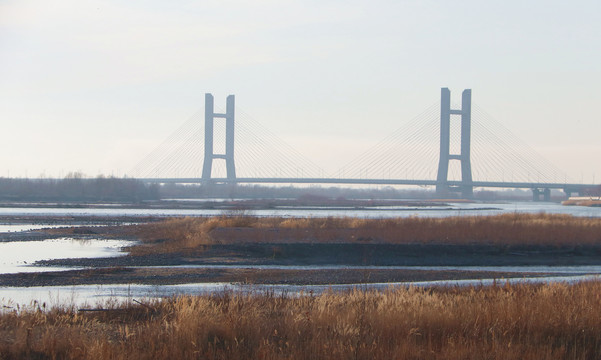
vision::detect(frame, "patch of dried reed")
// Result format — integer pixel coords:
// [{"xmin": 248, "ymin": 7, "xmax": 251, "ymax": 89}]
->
[
  {"xmin": 128, "ymin": 213, "xmax": 601, "ymax": 254},
  {"xmin": 2, "ymin": 281, "xmax": 601, "ymax": 359}
]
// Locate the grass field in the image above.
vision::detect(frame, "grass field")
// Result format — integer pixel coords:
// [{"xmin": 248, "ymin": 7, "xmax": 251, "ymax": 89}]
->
[{"xmin": 2, "ymin": 281, "xmax": 601, "ymax": 359}]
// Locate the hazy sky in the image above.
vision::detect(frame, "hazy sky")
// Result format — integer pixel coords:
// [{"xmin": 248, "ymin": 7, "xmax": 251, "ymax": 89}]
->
[{"xmin": 1, "ymin": 1, "xmax": 600, "ymax": 182}]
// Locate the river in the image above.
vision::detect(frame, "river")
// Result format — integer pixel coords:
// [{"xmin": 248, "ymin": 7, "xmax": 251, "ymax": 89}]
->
[{"xmin": 0, "ymin": 200, "xmax": 600, "ymax": 218}]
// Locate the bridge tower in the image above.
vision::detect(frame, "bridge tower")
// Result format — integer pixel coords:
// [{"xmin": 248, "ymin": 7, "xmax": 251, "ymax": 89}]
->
[
  {"xmin": 436, "ymin": 88, "xmax": 473, "ymax": 198},
  {"xmin": 202, "ymin": 93, "xmax": 236, "ymax": 182}
]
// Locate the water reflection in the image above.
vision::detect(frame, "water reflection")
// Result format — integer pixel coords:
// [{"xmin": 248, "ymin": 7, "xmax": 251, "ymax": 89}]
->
[
  {"xmin": 2, "ymin": 275, "xmax": 600, "ymax": 310},
  {"xmin": 0, "ymin": 238, "xmax": 135, "ymax": 274},
  {"xmin": 0, "ymin": 224, "xmax": 78, "ymax": 233}
]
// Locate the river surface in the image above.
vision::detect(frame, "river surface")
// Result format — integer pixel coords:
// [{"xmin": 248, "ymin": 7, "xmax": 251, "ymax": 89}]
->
[
  {"xmin": 0, "ymin": 201, "xmax": 600, "ymax": 218},
  {"xmin": 0, "ymin": 238, "xmax": 136, "ymax": 274},
  {"xmin": 0, "ymin": 224, "xmax": 81, "ymax": 232},
  {"xmin": 1, "ymin": 200, "xmax": 601, "ymax": 308}
]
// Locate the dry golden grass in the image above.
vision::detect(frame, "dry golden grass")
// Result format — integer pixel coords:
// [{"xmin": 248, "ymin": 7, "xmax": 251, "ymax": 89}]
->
[
  {"xmin": 126, "ymin": 214, "xmax": 255, "ymax": 255},
  {"xmin": 127, "ymin": 213, "xmax": 601, "ymax": 255},
  {"xmin": 2, "ymin": 281, "xmax": 601, "ymax": 359}
]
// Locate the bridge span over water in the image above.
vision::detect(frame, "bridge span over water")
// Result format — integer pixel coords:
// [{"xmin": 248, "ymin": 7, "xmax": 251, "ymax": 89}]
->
[
  {"xmin": 134, "ymin": 88, "xmax": 598, "ymax": 201},
  {"xmin": 141, "ymin": 177, "xmax": 592, "ymax": 202}
]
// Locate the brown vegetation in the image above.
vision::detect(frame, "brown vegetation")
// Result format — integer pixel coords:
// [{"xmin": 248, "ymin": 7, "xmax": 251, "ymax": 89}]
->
[
  {"xmin": 562, "ymin": 198, "xmax": 601, "ymax": 207},
  {"xmin": 2, "ymin": 281, "xmax": 601, "ymax": 359},
  {"xmin": 127, "ymin": 213, "xmax": 601, "ymax": 255},
  {"xmin": 127, "ymin": 214, "xmax": 254, "ymax": 255}
]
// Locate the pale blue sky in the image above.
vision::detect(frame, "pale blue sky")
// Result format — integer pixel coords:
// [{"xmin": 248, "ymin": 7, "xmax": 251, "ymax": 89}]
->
[{"xmin": 0, "ymin": 1, "xmax": 600, "ymax": 181}]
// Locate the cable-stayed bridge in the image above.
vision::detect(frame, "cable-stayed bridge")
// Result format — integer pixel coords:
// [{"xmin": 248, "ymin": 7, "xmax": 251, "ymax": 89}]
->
[{"xmin": 131, "ymin": 88, "xmax": 596, "ymax": 200}]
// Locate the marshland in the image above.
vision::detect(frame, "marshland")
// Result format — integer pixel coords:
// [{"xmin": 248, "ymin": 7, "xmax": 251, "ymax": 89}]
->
[
  {"xmin": 5, "ymin": 212, "xmax": 601, "ymax": 289},
  {"xmin": 3, "ymin": 212, "xmax": 601, "ymax": 358}
]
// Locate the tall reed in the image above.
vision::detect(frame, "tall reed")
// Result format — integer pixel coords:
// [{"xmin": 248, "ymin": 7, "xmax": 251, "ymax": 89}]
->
[
  {"xmin": 128, "ymin": 213, "xmax": 601, "ymax": 255},
  {"xmin": 2, "ymin": 281, "xmax": 601, "ymax": 359}
]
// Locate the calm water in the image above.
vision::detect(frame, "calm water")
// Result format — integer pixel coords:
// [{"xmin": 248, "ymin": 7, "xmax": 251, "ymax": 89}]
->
[
  {"xmin": 0, "ymin": 224, "xmax": 81, "ymax": 233},
  {"xmin": 0, "ymin": 238, "xmax": 135, "ymax": 274},
  {"xmin": 0, "ymin": 201, "xmax": 599, "ymax": 218}
]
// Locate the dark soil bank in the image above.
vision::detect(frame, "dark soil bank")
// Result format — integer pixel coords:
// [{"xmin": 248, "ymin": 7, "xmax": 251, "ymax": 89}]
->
[
  {"xmin": 10, "ymin": 242, "xmax": 594, "ymax": 287},
  {"xmin": 39, "ymin": 243, "xmax": 601, "ymax": 268},
  {"xmin": 185, "ymin": 243, "xmax": 601, "ymax": 266},
  {"xmin": 0, "ymin": 267, "xmax": 536, "ymax": 287}
]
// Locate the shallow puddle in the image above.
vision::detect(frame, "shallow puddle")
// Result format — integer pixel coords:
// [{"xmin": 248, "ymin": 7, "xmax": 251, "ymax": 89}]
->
[
  {"xmin": 0, "ymin": 238, "xmax": 135, "ymax": 274},
  {"xmin": 0, "ymin": 224, "xmax": 78, "ymax": 233}
]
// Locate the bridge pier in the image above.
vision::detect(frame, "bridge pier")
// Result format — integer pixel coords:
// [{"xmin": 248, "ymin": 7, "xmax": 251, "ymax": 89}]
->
[
  {"xmin": 436, "ymin": 88, "xmax": 473, "ymax": 198},
  {"xmin": 202, "ymin": 94, "xmax": 236, "ymax": 182},
  {"xmin": 563, "ymin": 185, "xmax": 583, "ymax": 198},
  {"xmin": 532, "ymin": 188, "xmax": 551, "ymax": 202}
]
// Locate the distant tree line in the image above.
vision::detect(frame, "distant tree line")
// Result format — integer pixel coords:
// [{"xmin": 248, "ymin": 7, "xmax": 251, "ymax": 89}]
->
[
  {"xmin": 0, "ymin": 174, "xmax": 159, "ymax": 202},
  {"xmin": 0, "ymin": 175, "xmax": 564, "ymax": 202},
  {"xmin": 158, "ymin": 183, "xmax": 536, "ymax": 200},
  {"xmin": 157, "ymin": 183, "xmax": 551, "ymax": 201},
  {"xmin": 158, "ymin": 183, "xmax": 437, "ymax": 200}
]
